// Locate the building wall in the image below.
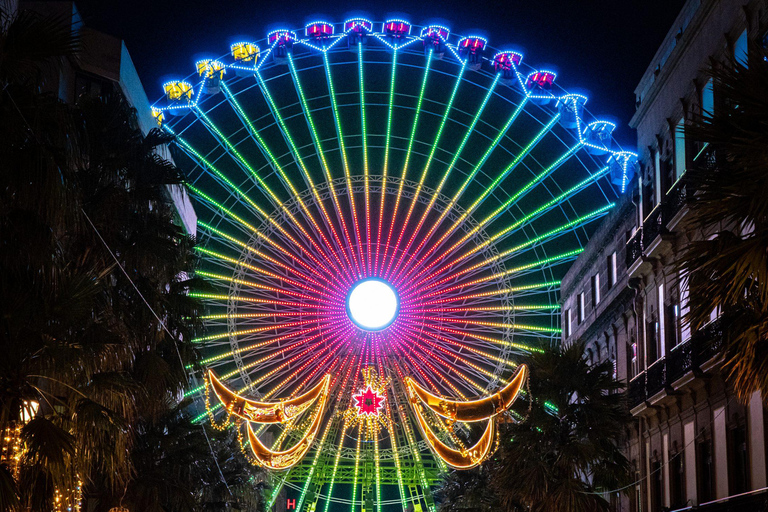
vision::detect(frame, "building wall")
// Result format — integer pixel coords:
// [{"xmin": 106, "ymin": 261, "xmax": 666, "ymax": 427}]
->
[
  {"xmin": 18, "ymin": 0, "xmax": 197, "ymax": 236},
  {"xmin": 560, "ymin": 1, "xmax": 768, "ymax": 510}
]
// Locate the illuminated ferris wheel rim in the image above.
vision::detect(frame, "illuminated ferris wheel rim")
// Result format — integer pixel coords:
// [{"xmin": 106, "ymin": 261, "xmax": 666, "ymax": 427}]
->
[
  {"xmin": 153, "ymin": 17, "xmax": 637, "ymax": 181},
  {"xmin": 157, "ymin": 14, "xmax": 639, "ymax": 505}
]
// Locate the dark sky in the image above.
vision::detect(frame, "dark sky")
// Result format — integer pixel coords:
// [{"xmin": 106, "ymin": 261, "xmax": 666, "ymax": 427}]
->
[{"xmin": 72, "ymin": 0, "xmax": 686, "ymax": 146}]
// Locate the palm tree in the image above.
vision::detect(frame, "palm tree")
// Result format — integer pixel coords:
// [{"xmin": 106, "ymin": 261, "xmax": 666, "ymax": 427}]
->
[
  {"xmin": 676, "ymin": 41, "xmax": 768, "ymax": 401},
  {"xmin": 491, "ymin": 342, "xmax": 630, "ymax": 512},
  {"xmin": 435, "ymin": 465, "xmax": 501, "ymax": 512},
  {"xmin": 0, "ymin": 6, "xmax": 207, "ymax": 510}
]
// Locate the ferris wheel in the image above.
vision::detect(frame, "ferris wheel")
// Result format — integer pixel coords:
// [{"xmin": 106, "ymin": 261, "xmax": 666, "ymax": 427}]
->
[{"xmin": 152, "ymin": 17, "xmax": 636, "ymax": 512}]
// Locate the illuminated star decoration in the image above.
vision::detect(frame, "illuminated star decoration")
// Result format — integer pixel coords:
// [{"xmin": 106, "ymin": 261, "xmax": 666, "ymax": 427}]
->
[{"xmin": 354, "ymin": 386, "xmax": 385, "ymax": 416}]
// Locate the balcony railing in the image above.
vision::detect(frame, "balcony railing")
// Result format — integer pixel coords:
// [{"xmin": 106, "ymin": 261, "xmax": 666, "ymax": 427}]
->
[
  {"xmin": 666, "ymin": 176, "xmax": 693, "ymax": 219},
  {"xmin": 626, "ymin": 318, "xmax": 725, "ymax": 409},
  {"xmin": 646, "ymin": 358, "xmax": 667, "ymax": 396},
  {"xmin": 642, "ymin": 205, "xmax": 665, "ymax": 247},
  {"xmin": 625, "ymin": 229, "xmax": 643, "ymax": 268}
]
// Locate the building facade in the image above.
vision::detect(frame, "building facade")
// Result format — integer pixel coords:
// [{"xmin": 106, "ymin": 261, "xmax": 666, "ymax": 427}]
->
[
  {"xmin": 19, "ymin": 0, "xmax": 197, "ymax": 236},
  {"xmin": 561, "ymin": 1, "xmax": 768, "ymax": 510}
]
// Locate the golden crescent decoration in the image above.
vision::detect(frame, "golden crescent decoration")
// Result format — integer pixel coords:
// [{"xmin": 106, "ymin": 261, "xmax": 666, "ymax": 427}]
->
[
  {"xmin": 405, "ymin": 365, "xmax": 527, "ymax": 469},
  {"xmin": 206, "ymin": 371, "xmax": 331, "ymax": 470},
  {"xmin": 244, "ymin": 387, "xmax": 327, "ymax": 470},
  {"xmin": 405, "ymin": 364, "xmax": 527, "ymax": 422},
  {"xmin": 208, "ymin": 369, "xmax": 329, "ymax": 423},
  {"xmin": 411, "ymin": 400, "xmax": 496, "ymax": 469}
]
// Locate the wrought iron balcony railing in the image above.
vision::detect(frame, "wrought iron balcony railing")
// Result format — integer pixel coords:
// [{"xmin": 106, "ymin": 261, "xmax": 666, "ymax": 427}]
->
[{"xmin": 625, "ymin": 228, "xmax": 643, "ymax": 268}]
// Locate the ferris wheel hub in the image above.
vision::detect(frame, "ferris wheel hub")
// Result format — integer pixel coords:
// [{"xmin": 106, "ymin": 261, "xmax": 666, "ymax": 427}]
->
[{"xmin": 346, "ymin": 279, "xmax": 399, "ymax": 331}]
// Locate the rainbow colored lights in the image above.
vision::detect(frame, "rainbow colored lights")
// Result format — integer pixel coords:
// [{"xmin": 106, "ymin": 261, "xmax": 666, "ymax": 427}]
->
[{"xmin": 153, "ymin": 15, "xmax": 635, "ymax": 512}]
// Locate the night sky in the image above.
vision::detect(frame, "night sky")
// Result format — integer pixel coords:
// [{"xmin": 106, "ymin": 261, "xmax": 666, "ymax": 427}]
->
[{"xmin": 72, "ymin": 0, "xmax": 686, "ymax": 146}]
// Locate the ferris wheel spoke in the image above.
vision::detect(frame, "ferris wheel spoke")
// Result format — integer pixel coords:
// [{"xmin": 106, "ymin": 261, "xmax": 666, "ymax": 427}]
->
[
  {"xmin": 186, "ymin": 184, "xmax": 340, "ymax": 289},
  {"xmin": 242, "ymin": 325, "xmax": 353, "ymax": 395},
  {"xmin": 387, "ymin": 329, "xmax": 475, "ymax": 398},
  {"xmin": 194, "ymin": 269, "xmax": 319, "ymax": 302},
  {"xmin": 407, "ymin": 203, "xmax": 614, "ymax": 295},
  {"xmin": 381, "ymin": 49, "xmax": 433, "ymax": 276},
  {"xmin": 255, "ymin": 73, "xmax": 357, "ymax": 285},
  {"xmin": 399, "ymin": 98, "xmax": 530, "ymax": 278},
  {"xmin": 192, "ymin": 106, "xmax": 289, "ymax": 210},
  {"xmin": 403, "ymin": 115, "xmax": 567, "ymax": 283},
  {"xmin": 194, "ymin": 318, "xmax": 348, "ymax": 375},
  {"xmin": 396, "ymin": 319, "xmax": 517, "ymax": 368},
  {"xmin": 415, "ymin": 248, "xmax": 585, "ymax": 300},
  {"xmin": 220, "ymin": 84, "xmax": 348, "ymax": 277},
  {"xmin": 357, "ymin": 44, "xmax": 372, "ymax": 275},
  {"xmin": 416, "ymin": 165, "xmax": 612, "ymax": 282},
  {"xmin": 390, "ymin": 71, "xmax": 498, "ymax": 283},
  {"xmin": 374, "ymin": 49, "xmax": 399, "ymax": 276},
  {"xmin": 384, "ymin": 57, "xmax": 467, "ymax": 280},
  {"xmin": 197, "ymin": 221, "xmax": 339, "ymax": 293},
  {"xmin": 185, "ymin": 183, "xmax": 296, "ymax": 261},
  {"xmin": 372, "ymin": 343, "xmax": 409, "ymax": 512},
  {"xmin": 392, "ymin": 324, "xmax": 496, "ymax": 393},
  {"xmin": 195, "ymin": 246, "xmax": 335, "ymax": 299},
  {"xmin": 287, "ymin": 55, "xmax": 363, "ymax": 276},
  {"xmin": 323, "ymin": 52, "xmax": 366, "ymax": 271}
]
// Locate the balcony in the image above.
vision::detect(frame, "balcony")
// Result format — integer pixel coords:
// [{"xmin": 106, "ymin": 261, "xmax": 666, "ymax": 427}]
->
[
  {"xmin": 642, "ymin": 204, "xmax": 674, "ymax": 259},
  {"xmin": 666, "ymin": 176, "xmax": 693, "ymax": 230},
  {"xmin": 626, "ymin": 318, "xmax": 725, "ymax": 411},
  {"xmin": 626, "ymin": 229, "xmax": 651, "ymax": 279},
  {"xmin": 627, "ymin": 373, "xmax": 646, "ymax": 409},
  {"xmin": 646, "ymin": 358, "xmax": 667, "ymax": 397}
]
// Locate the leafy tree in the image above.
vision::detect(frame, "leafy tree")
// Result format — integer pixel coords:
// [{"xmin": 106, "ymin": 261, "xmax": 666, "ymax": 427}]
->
[
  {"xmin": 0, "ymin": 6, "xmax": 263, "ymax": 511},
  {"xmin": 676, "ymin": 42, "xmax": 768, "ymax": 402},
  {"xmin": 436, "ymin": 343, "xmax": 631, "ymax": 512}
]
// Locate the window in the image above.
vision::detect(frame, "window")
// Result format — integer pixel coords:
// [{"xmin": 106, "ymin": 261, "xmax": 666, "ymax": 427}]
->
[
  {"xmin": 658, "ymin": 284, "xmax": 666, "ymax": 357},
  {"xmin": 697, "ymin": 438, "xmax": 714, "ymax": 503},
  {"xmin": 607, "ymin": 252, "xmax": 617, "ymax": 287},
  {"xmin": 565, "ymin": 309, "xmax": 572, "ymax": 338},
  {"xmin": 646, "ymin": 318, "xmax": 659, "ymax": 363},
  {"xmin": 735, "ymin": 29, "xmax": 748, "ymax": 66},
  {"xmin": 578, "ymin": 293, "xmax": 585, "ymax": 323},
  {"xmin": 591, "ymin": 273, "xmax": 601, "ymax": 306},
  {"xmin": 680, "ymin": 271, "xmax": 691, "ymax": 342},
  {"xmin": 670, "ymin": 445, "xmax": 685, "ymax": 509},
  {"xmin": 667, "ymin": 303, "xmax": 681, "ymax": 348},
  {"xmin": 651, "ymin": 458, "xmax": 664, "ymax": 512},
  {"xmin": 729, "ymin": 422, "xmax": 750, "ymax": 495},
  {"xmin": 674, "ymin": 118, "xmax": 686, "ymax": 181},
  {"xmin": 702, "ymin": 78, "xmax": 714, "ymax": 118}
]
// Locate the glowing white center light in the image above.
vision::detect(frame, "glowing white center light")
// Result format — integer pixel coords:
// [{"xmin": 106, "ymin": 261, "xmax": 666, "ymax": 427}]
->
[{"xmin": 347, "ymin": 279, "xmax": 399, "ymax": 330}]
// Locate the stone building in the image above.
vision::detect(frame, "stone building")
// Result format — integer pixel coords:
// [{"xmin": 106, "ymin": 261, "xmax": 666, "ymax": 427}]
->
[
  {"xmin": 19, "ymin": 0, "xmax": 197, "ymax": 235},
  {"xmin": 560, "ymin": 0, "xmax": 768, "ymax": 510}
]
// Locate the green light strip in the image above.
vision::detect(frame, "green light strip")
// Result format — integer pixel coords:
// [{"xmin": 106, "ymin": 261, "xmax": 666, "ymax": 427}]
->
[
  {"xmin": 359, "ymin": 43, "xmax": 371, "ymax": 273},
  {"xmin": 349, "ymin": 429, "xmax": 362, "ymax": 512},
  {"xmin": 288, "ymin": 53, "xmax": 360, "ymax": 273},
  {"xmin": 169, "ymin": 129, "xmax": 328, "ymax": 274},
  {"xmin": 484, "ymin": 166, "xmax": 610, "ymax": 241},
  {"xmin": 321, "ymin": 423, "xmax": 349, "ymax": 512},
  {"xmin": 376, "ymin": 49, "xmax": 398, "ymax": 274},
  {"xmin": 493, "ymin": 203, "xmax": 615, "ymax": 260},
  {"xmin": 398, "ymin": 98, "xmax": 529, "ymax": 270},
  {"xmin": 465, "ymin": 113, "xmax": 563, "ymax": 216},
  {"xmin": 256, "ymin": 71, "xmax": 352, "ymax": 277},
  {"xmin": 323, "ymin": 51, "xmax": 365, "ymax": 269},
  {"xmin": 295, "ymin": 419, "xmax": 336, "ymax": 512},
  {"xmin": 391, "ymin": 70, "xmax": 497, "ymax": 275},
  {"xmin": 382, "ymin": 49, "xmax": 433, "ymax": 270},
  {"xmin": 220, "ymin": 83, "xmax": 333, "ymax": 259},
  {"xmin": 385, "ymin": 59, "xmax": 467, "ymax": 276}
]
